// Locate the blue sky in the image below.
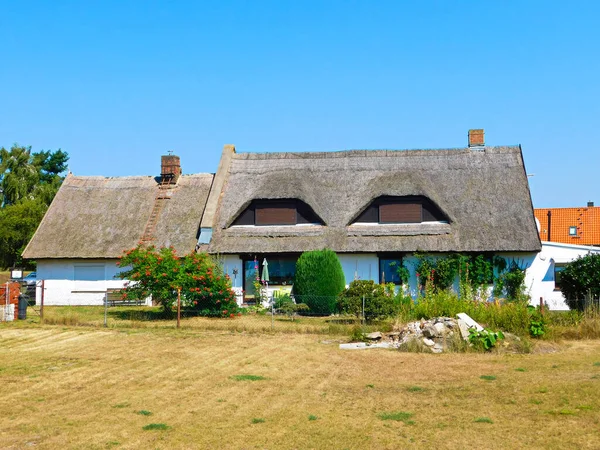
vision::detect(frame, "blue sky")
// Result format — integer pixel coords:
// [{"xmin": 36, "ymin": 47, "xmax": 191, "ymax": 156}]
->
[{"xmin": 1, "ymin": 1, "xmax": 598, "ymax": 207}]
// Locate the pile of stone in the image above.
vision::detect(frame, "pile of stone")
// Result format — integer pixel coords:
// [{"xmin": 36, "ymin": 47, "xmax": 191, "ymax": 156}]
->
[{"xmin": 361, "ymin": 315, "xmax": 477, "ymax": 353}]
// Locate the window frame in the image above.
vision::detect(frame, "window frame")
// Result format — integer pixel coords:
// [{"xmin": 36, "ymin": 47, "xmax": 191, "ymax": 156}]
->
[{"xmin": 378, "ymin": 254, "xmax": 404, "ymax": 285}]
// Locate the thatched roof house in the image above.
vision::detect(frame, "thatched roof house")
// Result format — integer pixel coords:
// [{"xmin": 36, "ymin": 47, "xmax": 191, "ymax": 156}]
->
[
  {"xmin": 203, "ymin": 142, "xmax": 541, "ymax": 255},
  {"xmin": 23, "ymin": 130, "xmax": 541, "ymax": 306},
  {"xmin": 23, "ymin": 160, "xmax": 213, "ymax": 260}
]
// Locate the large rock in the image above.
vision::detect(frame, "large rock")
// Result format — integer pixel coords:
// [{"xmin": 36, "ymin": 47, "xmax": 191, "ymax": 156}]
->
[{"xmin": 365, "ymin": 332, "xmax": 382, "ymax": 341}]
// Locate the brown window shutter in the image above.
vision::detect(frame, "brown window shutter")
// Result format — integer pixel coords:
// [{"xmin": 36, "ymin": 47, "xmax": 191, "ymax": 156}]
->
[
  {"xmin": 379, "ymin": 203, "xmax": 422, "ymax": 223},
  {"xmin": 256, "ymin": 206, "xmax": 296, "ymax": 225}
]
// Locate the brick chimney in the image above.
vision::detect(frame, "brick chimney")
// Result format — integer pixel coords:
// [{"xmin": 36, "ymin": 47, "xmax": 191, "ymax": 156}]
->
[
  {"xmin": 161, "ymin": 154, "xmax": 181, "ymax": 184},
  {"xmin": 468, "ymin": 129, "xmax": 485, "ymax": 148}
]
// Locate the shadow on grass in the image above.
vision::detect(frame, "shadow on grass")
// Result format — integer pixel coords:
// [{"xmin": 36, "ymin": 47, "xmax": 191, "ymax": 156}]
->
[{"xmin": 108, "ymin": 308, "xmax": 174, "ymax": 321}]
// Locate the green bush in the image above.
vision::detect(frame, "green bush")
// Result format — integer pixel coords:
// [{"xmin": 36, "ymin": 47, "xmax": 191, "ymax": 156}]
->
[
  {"xmin": 337, "ymin": 280, "xmax": 400, "ymax": 322},
  {"xmin": 293, "ymin": 249, "xmax": 345, "ymax": 315},
  {"xmin": 117, "ymin": 245, "xmax": 239, "ymax": 317},
  {"xmin": 559, "ymin": 254, "xmax": 600, "ymax": 311}
]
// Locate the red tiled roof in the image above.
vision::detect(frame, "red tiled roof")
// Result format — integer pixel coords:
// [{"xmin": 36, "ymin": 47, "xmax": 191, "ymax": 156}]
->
[{"xmin": 534, "ymin": 207, "xmax": 600, "ymax": 246}]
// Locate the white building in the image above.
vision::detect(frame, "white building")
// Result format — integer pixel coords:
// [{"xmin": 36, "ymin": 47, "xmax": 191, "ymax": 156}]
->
[{"xmin": 526, "ymin": 241, "xmax": 600, "ymax": 310}]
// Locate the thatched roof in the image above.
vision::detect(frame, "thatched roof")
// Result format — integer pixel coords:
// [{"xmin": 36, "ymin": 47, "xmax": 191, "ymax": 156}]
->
[
  {"xmin": 23, "ymin": 173, "xmax": 213, "ymax": 259},
  {"xmin": 207, "ymin": 146, "xmax": 541, "ymax": 254}
]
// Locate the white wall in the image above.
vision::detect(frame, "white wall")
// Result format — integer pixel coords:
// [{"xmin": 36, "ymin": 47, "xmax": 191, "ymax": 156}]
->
[
  {"xmin": 35, "ymin": 259, "xmax": 133, "ymax": 306},
  {"xmin": 338, "ymin": 254, "xmax": 379, "ymax": 287},
  {"xmin": 526, "ymin": 242, "xmax": 600, "ymax": 310}
]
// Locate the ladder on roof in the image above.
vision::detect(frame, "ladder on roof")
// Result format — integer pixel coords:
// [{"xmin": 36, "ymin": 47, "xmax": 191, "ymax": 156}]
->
[{"xmin": 139, "ymin": 177, "xmax": 175, "ymax": 244}]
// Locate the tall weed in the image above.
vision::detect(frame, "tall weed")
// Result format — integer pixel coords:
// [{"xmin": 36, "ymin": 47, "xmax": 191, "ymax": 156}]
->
[{"xmin": 398, "ymin": 290, "xmax": 529, "ymax": 335}]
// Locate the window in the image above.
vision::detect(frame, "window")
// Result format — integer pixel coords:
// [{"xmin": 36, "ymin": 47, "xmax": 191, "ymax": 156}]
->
[
  {"xmin": 569, "ymin": 226, "xmax": 577, "ymax": 236},
  {"xmin": 231, "ymin": 199, "xmax": 324, "ymax": 226},
  {"xmin": 242, "ymin": 255, "xmax": 298, "ymax": 300},
  {"xmin": 74, "ymin": 265, "xmax": 105, "ymax": 281},
  {"xmin": 379, "ymin": 256, "xmax": 403, "ymax": 285},
  {"xmin": 353, "ymin": 196, "xmax": 447, "ymax": 225},
  {"xmin": 73, "ymin": 264, "xmax": 106, "ymax": 292},
  {"xmin": 554, "ymin": 264, "xmax": 566, "ymax": 291}
]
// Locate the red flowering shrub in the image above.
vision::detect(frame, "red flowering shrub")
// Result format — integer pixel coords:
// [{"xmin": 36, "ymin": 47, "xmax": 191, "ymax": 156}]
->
[{"xmin": 117, "ymin": 245, "xmax": 238, "ymax": 317}]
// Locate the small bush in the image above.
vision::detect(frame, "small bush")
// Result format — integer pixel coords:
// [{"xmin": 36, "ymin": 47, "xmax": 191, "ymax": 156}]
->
[
  {"xmin": 469, "ymin": 329, "xmax": 505, "ymax": 351},
  {"xmin": 337, "ymin": 280, "xmax": 400, "ymax": 322},
  {"xmin": 528, "ymin": 306, "xmax": 547, "ymax": 338},
  {"xmin": 293, "ymin": 249, "xmax": 345, "ymax": 315},
  {"xmin": 275, "ymin": 295, "xmax": 310, "ymax": 320}
]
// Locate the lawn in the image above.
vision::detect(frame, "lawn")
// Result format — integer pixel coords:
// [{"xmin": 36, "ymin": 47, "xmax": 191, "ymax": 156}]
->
[{"xmin": 1, "ymin": 323, "xmax": 599, "ymax": 449}]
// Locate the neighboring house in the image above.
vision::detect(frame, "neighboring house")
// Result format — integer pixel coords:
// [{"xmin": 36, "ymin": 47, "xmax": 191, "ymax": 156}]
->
[
  {"xmin": 200, "ymin": 129, "xmax": 542, "ymax": 303},
  {"xmin": 534, "ymin": 204, "xmax": 600, "ymax": 246},
  {"xmin": 22, "ymin": 156, "xmax": 213, "ymax": 305},
  {"xmin": 527, "ymin": 241, "xmax": 600, "ymax": 310},
  {"xmin": 24, "ymin": 129, "xmax": 543, "ymax": 307}
]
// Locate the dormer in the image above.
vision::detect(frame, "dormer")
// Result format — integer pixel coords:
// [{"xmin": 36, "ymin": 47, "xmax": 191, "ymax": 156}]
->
[
  {"xmin": 230, "ymin": 199, "xmax": 325, "ymax": 227},
  {"xmin": 350, "ymin": 196, "xmax": 448, "ymax": 225}
]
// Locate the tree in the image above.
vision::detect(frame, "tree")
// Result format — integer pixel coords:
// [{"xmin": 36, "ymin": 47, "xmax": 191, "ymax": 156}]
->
[
  {"xmin": 0, "ymin": 144, "xmax": 68, "ymax": 207},
  {"xmin": 0, "ymin": 145, "xmax": 38, "ymax": 206},
  {"xmin": 117, "ymin": 246, "xmax": 239, "ymax": 317},
  {"xmin": 0, "ymin": 199, "xmax": 47, "ymax": 268},
  {"xmin": 560, "ymin": 253, "xmax": 600, "ymax": 311},
  {"xmin": 0, "ymin": 144, "xmax": 69, "ymax": 268},
  {"xmin": 293, "ymin": 249, "xmax": 345, "ymax": 315}
]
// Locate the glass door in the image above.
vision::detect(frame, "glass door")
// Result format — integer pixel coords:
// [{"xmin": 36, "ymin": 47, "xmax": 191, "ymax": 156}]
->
[{"xmin": 243, "ymin": 259, "xmax": 259, "ymax": 302}]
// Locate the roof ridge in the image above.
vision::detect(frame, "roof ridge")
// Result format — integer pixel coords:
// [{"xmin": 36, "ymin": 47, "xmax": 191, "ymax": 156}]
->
[{"xmin": 233, "ymin": 146, "xmax": 520, "ymax": 160}]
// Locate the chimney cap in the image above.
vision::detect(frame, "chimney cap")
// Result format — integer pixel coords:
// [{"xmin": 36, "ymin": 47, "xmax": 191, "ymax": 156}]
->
[{"xmin": 588, "ymin": 201, "xmax": 594, "ymax": 207}]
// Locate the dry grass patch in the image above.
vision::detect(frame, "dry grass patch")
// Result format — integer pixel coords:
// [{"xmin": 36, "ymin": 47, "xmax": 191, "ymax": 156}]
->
[{"xmin": 0, "ymin": 327, "xmax": 599, "ymax": 449}]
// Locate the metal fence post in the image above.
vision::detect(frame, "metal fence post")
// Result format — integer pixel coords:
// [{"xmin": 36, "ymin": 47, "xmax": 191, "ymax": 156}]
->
[
  {"xmin": 104, "ymin": 291, "xmax": 108, "ymax": 328},
  {"xmin": 40, "ymin": 280, "xmax": 45, "ymax": 322},
  {"xmin": 177, "ymin": 288, "xmax": 181, "ymax": 329}
]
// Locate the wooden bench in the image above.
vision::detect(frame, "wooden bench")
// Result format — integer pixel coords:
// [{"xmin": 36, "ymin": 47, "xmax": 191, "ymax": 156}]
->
[{"xmin": 105, "ymin": 289, "xmax": 145, "ymax": 307}]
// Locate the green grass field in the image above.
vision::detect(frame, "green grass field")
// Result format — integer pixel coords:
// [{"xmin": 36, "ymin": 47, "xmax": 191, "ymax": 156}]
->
[{"xmin": 1, "ymin": 319, "xmax": 599, "ymax": 449}]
